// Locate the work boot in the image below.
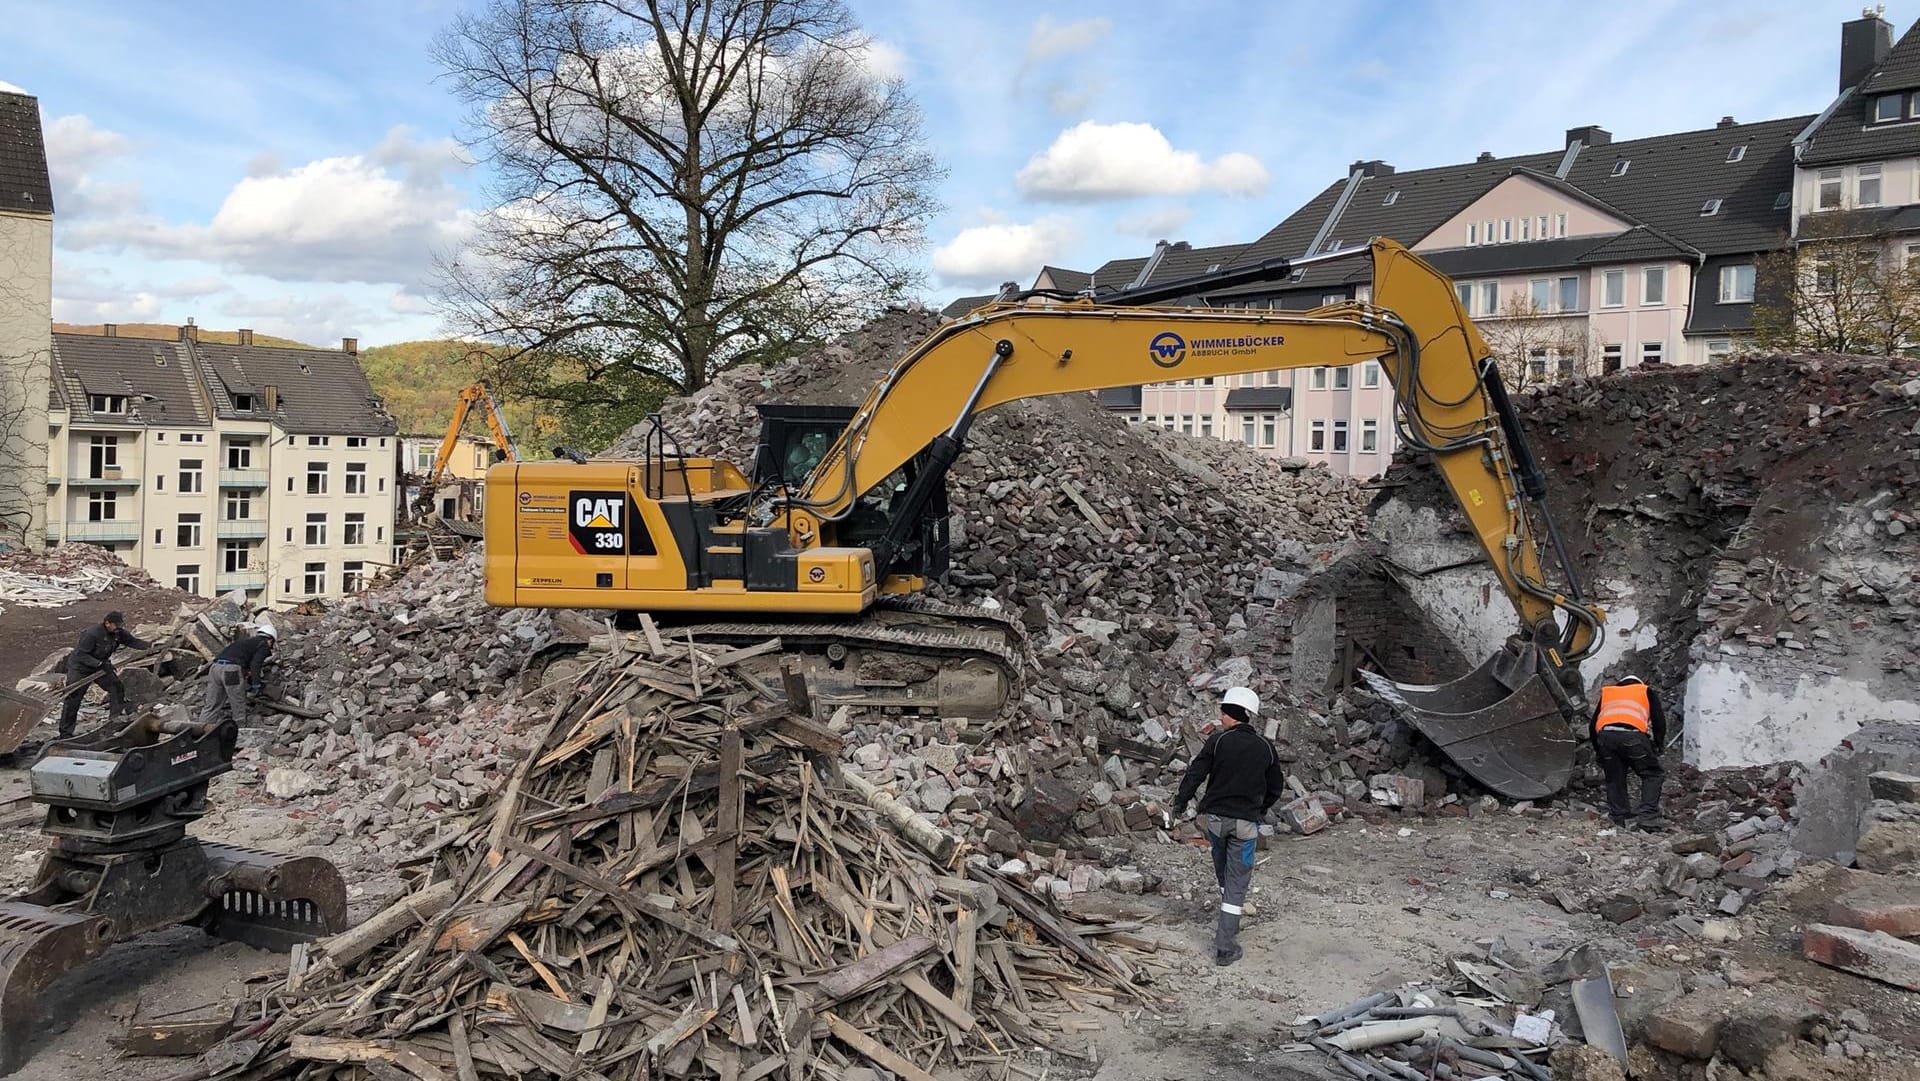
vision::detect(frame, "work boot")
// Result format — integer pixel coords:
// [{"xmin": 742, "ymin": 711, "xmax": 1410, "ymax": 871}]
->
[
  {"xmin": 1630, "ymin": 818, "xmax": 1669, "ymax": 834},
  {"xmin": 1213, "ymin": 909, "xmax": 1242, "ymax": 965}
]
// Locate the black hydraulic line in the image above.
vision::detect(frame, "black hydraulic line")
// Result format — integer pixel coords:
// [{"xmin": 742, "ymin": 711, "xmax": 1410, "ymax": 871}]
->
[
  {"xmin": 871, "ymin": 339, "xmax": 1013, "ymax": 572},
  {"xmin": 1479, "ymin": 361, "xmax": 1547, "ymax": 500}
]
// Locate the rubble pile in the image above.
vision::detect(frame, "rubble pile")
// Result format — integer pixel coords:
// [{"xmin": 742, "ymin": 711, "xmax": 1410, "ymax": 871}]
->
[
  {"xmin": 214, "ymin": 553, "xmax": 557, "ymax": 845},
  {"xmin": 200, "ymin": 630, "xmax": 1147, "ymax": 1081},
  {"xmin": 0, "ymin": 542, "xmax": 148, "ymax": 613},
  {"xmin": 606, "ymin": 310, "xmax": 1371, "ymax": 861}
]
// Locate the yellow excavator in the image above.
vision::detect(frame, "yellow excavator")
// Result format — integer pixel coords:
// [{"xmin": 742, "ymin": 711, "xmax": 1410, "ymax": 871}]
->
[
  {"xmin": 483, "ymin": 239, "xmax": 1607, "ymax": 798},
  {"xmin": 414, "ymin": 382, "xmax": 519, "ymax": 519}
]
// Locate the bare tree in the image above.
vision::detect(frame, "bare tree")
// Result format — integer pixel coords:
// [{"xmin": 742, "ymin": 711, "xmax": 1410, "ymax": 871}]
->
[
  {"xmin": 1754, "ymin": 211, "xmax": 1920, "ymax": 355},
  {"xmin": 1477, "ymin": 295, "xmax": 1601, "ymax": 389},
  {"xmin": 0, "ymin": 275, "xmax": 49, "ymax": 548},
  {"xmin": 434, "ymin": 0, "xmax": 943, "ymax": 394}
]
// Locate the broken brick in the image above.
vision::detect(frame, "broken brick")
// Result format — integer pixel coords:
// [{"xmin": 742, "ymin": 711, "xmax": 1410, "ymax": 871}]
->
[
  {"xmin": 1829, "ymin": 878, "xmax": 1920, "ymax": 937},
  {"xmin": 1802, "ymin": 924, "xmax": 1920, "ymax": 991}
]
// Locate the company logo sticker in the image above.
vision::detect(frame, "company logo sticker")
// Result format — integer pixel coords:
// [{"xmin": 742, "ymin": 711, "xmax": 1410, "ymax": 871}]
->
[
  {"xmin": 808, "ymin": 566, "xmax": 827, "ymax": 583},
  {"xmin": 568, "ymin": 491, "xmax": 627, "ymax": 554},
  {"xmin": 1149, "ymin": 331, "xmax": 1186, "ymax": 368}
]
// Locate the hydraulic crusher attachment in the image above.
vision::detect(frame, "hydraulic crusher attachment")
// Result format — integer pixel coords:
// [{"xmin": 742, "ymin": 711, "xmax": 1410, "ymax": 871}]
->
[{"xmin": 0, "ymin": 713, "xmax": 347, "ymax": 1075}]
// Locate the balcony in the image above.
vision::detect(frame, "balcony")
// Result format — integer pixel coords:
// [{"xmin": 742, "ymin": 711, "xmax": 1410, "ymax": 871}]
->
[
  {"xmin": 67, "ymin": 472, "xmax": 140, "ymax": 489},
  {"xmin": 217, "ymin": 519, "xmax": 268, "ymax": 540},
  {"xmin": 218, "ymin": 469, "xmax": 268, "ymax": 488},
  {"xmin": 215, "ymin": 571, "xmax": 267, "ymax": 592},
  {"xmin": 62, "ymin": 521, "xmax": 141, "ymax": 542}
]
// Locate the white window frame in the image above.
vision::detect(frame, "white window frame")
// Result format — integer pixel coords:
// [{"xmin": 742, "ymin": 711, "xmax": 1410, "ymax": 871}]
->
[
  {"xmin": 1857, "ymin": 162, "xmax": 1883, "ymax": 207},
  {"xmin": 343, "ymin": 561, "xmax": 366, "ymax": 593},
  {"xmin": 1706, "ymin": 339, "xmax": 1734, "ymax": 359},
  {"xmin": 1877, "ymin": 94, "xmax": 1903, "ymax": 122},
  {"xmin": 1311, "ymin": 367, "xmax": 1328, "ymax": 390},
  {"xmin": 1641, "ymin": 341, "xmax": 1665, "ymax": 366},
  {"xmin": 225, "ymin": 441, "xmax": 252, "ymax": 469},
  {"xmin": 1718, "ymin": 264, "xmax": 1755, "ymax": 304},
  {"xmin": 345, "ymin": 462, "xmax": 368, "ymax": 495},
  {"xmin": 1642, "ymin": 266, "xmax": 1666, "ymax": 306},
  {"xmin": 178, "ymin": 459, "xmax": 203, "ymax": 494},
  {"xmin": 347, "ymin": 437, "xmax": 367, "ymax": 448},
  {"xmin": 1557, "ymin": 275, "xmax": 1579, "ymax": 313},
  {"xmin": 224, "ymin": 490, "xmax": 252, "ymax": 521},
  {"xmin": 1362, "ymin": 361, "xmax": 1381, "ymax": 388},
  {"xmin": 88, "ymin": 490, "xmax": 117, "ymax": 521},
  {"xmin": 302, "ymin": 562, "xmax": 327, "ymax": 596},
  {"xmin": 1529, "ymin": 279, "xmax": 1552, "ymax": 311},
  {"xmin": 176, "ymin": 513, "xmax": 202, "ymax": 549},
  {"xmin": 1241, "ymin": 415, "xmax": 1256, "ymax": 446},
  {"xmin": 1331, "ymin": 420, "xmax": 1349, "ymax": 452},
  {"xmin": 1500, "ymin": 218, "xmax": 1513, "ymax": 242},
  {"xmin": 1726, "ymin": 145, "xmax": 1747, "ymax": 162},
  {"xmin": 344, "ymin": 512, "xmax": 366, "ymax": 546},
  {"xmin": 1259, "ymin": 414, "xmax": 1277, "ymax": 448},
  {"xmin": 307, "ymin": 436, "xmax": 329, "ymax": 447},
  {"xmin": 178, "ymin": 433, "xmax": 203, "ymax": 444},
  {"xmin": 1610, "ymin": 160, "xmax": 1629, "ymax": 177},
  {"xmin": 176, "ymin": 564, "xmax": 201, "ymax": 594},
  {"xmin": 1360, "ymin": 419, "xmax": 1378, "ymax": 453},
  {"xmin": 1477, "ymin": 281, "xmax": 1499, "ymax": 317},
  {"xmin": 221, "ymin": 541, "xmax": 250, "ymax": 574},
  {"xmin": 1332, "ymin": 365, "xmax": 1350, "ymax": 390},
  {"xmin": 1601, "ymin": 270, "xmax": 1625, "ymax": 308},
  {"xmin": 1602, "ymin": 343, "xmax": 1623, "ymax": 372},
  {"xmin": 1199, "ymin": 415, "xmax": 1213, "ymax": 438},
  {"xmin": 1519, "ymin": 216, "xmax": 1531, "ymax": 241},
  {"xmin": 1818, "ymin": 168, "xmax": 1843, "ymax": 210},
  {"xmin": 1309, "ymin": 420, "xmax": 1327, "ymax": 452},
  {"xmin": 305, "ymin": 512, "xmax": 327, "ymax": 546},
  {"xmin": 1536, "ymin": 214, "xmax": 1548, "ymax": 239},
  {"xmin": 1556, "ymin": 214, "xmax": 1568, "ymax": 237}
]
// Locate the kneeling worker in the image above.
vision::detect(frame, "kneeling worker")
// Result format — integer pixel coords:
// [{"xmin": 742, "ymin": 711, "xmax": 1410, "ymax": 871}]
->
[
  {"xmin": 202, "ymin": 623, "xmax": 277, "ymax": 728},
  {"xmin": 1173, "ymin": 686, "xmax": 1286, "ymax": 966},
  {"xmin": 1594, "ymin": 674, "xmax": 1667, "ymax": 831}
]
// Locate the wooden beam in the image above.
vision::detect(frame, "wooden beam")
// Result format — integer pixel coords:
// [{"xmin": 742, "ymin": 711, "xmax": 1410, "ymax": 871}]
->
[
  {"xmin": 713, "ymin": 729, "xmax": 744, "ymax": 932},
  {"xmin": 821, "ymin": 1012, "xmax": 939, "ymax": 1081}
]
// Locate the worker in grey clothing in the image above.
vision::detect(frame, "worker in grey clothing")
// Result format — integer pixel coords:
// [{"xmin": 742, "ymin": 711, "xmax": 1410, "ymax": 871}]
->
[
  {"xmin": 202, "ymin": 623, "xmax": 276, "ymax": 729},
  {"xmin": 1172, "ymin": 686, "xmax": 1286, "ymax": 966}
]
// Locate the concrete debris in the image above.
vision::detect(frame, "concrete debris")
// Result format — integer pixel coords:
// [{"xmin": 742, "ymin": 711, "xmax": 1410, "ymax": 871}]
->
[{"xmin": 1803, "ymin": 924, "xmax": 1920, "ymax": 991}]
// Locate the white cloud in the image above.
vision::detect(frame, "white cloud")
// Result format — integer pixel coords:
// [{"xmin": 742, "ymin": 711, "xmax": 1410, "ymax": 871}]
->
[
  {"xmin": 42, "ymin": 113, "xmax": 137, "ymax": 217},
  {"xmin": 216, "ymin": 290, "xmax": 380, "ymax": 345},
  {"xmin": 1016, "ymin": 122, "xmax": 1269, "ymax": 201},
  {"xmin": 931, "ymin": 216, "xmax": 1077, "ymax": 287},
  {"xmin": 856, "ymin": 38, "xmax": 908, "ymax": 82},
  {"xmin": 1047, "ymin": 85, "xmax": 1094, "ymax": 118},
  {"xmin": 155, "ymin": 275, "xmax": 228, "ymax": 298},
  {"xmin": 59, "ymin": 126, "xmax": 474, "ymax": 287},
  {"xmin": 1025, "ymin": 17, "xmax": 1111, "ymax": 62},
  {"xmin": 1113, "ymin": 205, "xmax": 1192, "ymax": 239}
]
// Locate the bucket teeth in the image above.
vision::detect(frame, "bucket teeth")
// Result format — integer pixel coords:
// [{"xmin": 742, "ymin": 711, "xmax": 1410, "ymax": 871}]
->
[
  {"xmin": 0, "ymin": 904, "xmax": 115, "ymax": 1075},
  {"xmin": 1360, "ymin": 650, "xmax": 1579, "ymax": 800}
]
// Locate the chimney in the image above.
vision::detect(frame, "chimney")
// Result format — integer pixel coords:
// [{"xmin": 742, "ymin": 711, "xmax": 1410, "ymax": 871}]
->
[
  {"xmin": 1349, "ymin": 159, "xmax": 1394, "ymax": 177},
  {"xmin": 1841, "ymin": 9, "xmax": 1894, "ymax": 93},
  {"xmin": 237, "ymin": 328, "xmax": 254, "ymax": 346},
  {"xmin": 341, "ymin": 337, "xmax": 358, "ymax": 355},
  {"xmin": 178, "ymin": 323, "xmax": 200, "ymax": 343},
  {"xmin": 1476, "ymin": 151, "xmax": 1495, "ymax": 163},
  {"xmin": 1565, "ymin": 125, "xmax": 1611, "ymax": 148},
  {"xmin": 102, "ymin": 323, "xmax": 116, "ymax": 337},
  {"xmin": 264, "ymin": 384, "xmax": 279, "ymax": 413},
  {"xmin": 1169, "ymin": 240, "xmax": 1192, "ymax": 251},
  {"xmin": 1717, "ymin": 116, "xmax": 1737, "ymax": 128}
]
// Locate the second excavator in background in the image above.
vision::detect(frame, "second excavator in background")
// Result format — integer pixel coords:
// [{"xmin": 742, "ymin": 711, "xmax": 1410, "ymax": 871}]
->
[{"xmin": 482, "ymin": 239, "xmax": 1608, "ymax": 799}]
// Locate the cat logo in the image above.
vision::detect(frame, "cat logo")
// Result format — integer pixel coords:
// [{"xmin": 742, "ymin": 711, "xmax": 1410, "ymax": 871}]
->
[{"xmin": 569, "ymin": 491, "xmax": 627, "ymax": 554}]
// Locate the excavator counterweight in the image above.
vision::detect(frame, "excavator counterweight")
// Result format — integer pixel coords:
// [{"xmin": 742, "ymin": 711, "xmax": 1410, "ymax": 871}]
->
[{"xmin": 485, "ymin": 239, "xmax": 1605, "ymax": 796}]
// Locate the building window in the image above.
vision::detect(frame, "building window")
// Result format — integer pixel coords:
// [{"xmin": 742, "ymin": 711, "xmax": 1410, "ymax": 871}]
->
[
  {"xmin": 88, "ymin": 435, "xmax": 118, "ymax": 477},
  {"xmin": 1362, "ymin": 361, "xmax": 1381, "ymax": 388},
  {"xmin": 1603, "ymin": 344, "xmax": 1623, "ymax": 373},
  {"xmin": 1519, "ymin": 216, "xmax": 1531, "ymax": 241},
  {"xmin": 1180, "ymin": 415, "xmax": 1194, "ymax": 435},
  {"xmin": 1536, "ymin": 214, "xmax": 1548, "ymax": 239},
  {"xmin": 179, "ymin": 433, "xmax": 203, "ymax": 444},
  {"xmin": 303, "ymin": 562, "xmax": 327, "ymax": 596},
  {"xmin": 343, "ymin": 561, "xmax": 366, "ymax": 593},
  {"xmin": 88, "ymin": 393, "xmax": 127, "ymax": 414},
  {"xmin": 1382, "ymin": 190, "xmax": 1399, "ymax": 206},
  {"xmin": 1642, "ymin": 267, "xmax": 1666, "ymax": 306},
  {"xmin": 1478, "ymin": 281, "xmax": 1499, "ymax": 317},
  {"xmin": 1312, "ymin": 367, "xmax": 1329, "ymax": 390},
  {"xmin": 88, "ymin": 490, "xmax": 116, "ymax": 521},
  {"xmin": 1161, "ymin": 417, "xmax": 1174, "ymax": 431},
  {"xmin": 1309, "ymin": 420, "xmax": 1326, "ymax": 452},
  {"xmin": 1858, "ymin": 163, "xmax": 1883, "ymax": 207},
  {"xmin": 1818, "ymin": 168, "xmax": 1843, "ymax": 210},
  {"xmin": 154, "ymin": 528, "xmax": 162, "ymax": 545},
  {"xmin": 1199, "ymin": 415, "xmax": 1213, "ymax": 437},
  {"xmin": 1260, "ymin": 415, "xmax": 1278, "ymax": 447},
  {"xmin": 225, "ymin": 441, "xmax": 252, "ymax": 469},
  {"xmin": 1641, "ymin": 341, "xmax": 1665, "ymax": 366},
  {"xmin": 1500, "ymin": 219, "xmax": 1513, "ymax": 242},
  {"xmin": 377, "ymin": 526, "xmax": 385, "ymax": 542},
  {"xmin": 1467, "ymin": 223, "xmax": 1478, "ymax": 245},
  {"xmin": 305, "ymin": 513, "xmax": 327, "ymax": 546},
  {"xmin": 178, "ymin": 459, "xmax": 203, "ymax": 494},
  {"xmin": 1774, "ymin": 191, "xmax": 1791, "ymax": 210},
  {"xmin": 1706, "ymin": 339, "xmax": 1734, "ymax": 359},
  {"xmin": 1361, "ymin": 419, "xmax": 1378, "ymax": 452},
  {"xmin": 1556, "ymin": 214, "xmax": 1567, "ymax": 237},
  {"xmin": 1241, "ymin": 416, "xmax": 1256, "ymax": 446},
  {"xmin": 1557, "ymin": 276, "xmax": 1579, "ymax": 312},
  {"xmin": 345, "ymin": 463, "xmax": 367, "ymax": 495},
  {"xmin": 1719, "ymin": 264, "xmax": 1755, "ymax": 303},
  {"xmin": 1876, "ymin": 94, "xmax": 1903, "ymax": 122},
  {"xmin": 307, "ymin": 462, "xmax": 328, "ymax": 495},
  {"xmin": 1528, "ymin": 348, "xmax": 1549, "ymax": 383},
  {"xmin": 1483, "ymin": 220, "xmax": 1494, "ymax": 244},
  {"xmin": 347, "ymin": 437, "xmax": 367, "ymax": 448},
  {"xmin": 222, "ymin": 541, "xmax": 250, "ymax": 573},
  {"xmin": 232, "ymin": 393, "xmax": 253, "ymax": 411},
  {"xmin": 176, "ymin": 513, "xmax": 202, "ymax": 549},
  {"xmin": 1813, "ymin": 253, "xmax": 1839, "ymax": 294},
  {"xmin": 1601, "ymin": 270, "xmax": 1625, "ymax": 308},
  {"xmin": 1530, "ymin": 279, "xmax": 1552, "ymax": 311},
  {"xmin": 155, "ymin": 474, "xmax": 164, "ymax": 492},
  {"xmin": 1333, "ymin": 366, "xmax": 1351, "ymax": 390},
  {"xmin": 414, "ymin": 445, "xmax": 436, "ymax": 471},
  {"xmin": 1906, "ymin": 242, "xmax": 1920, "ymax": 266},
  {"xmin": 307, "ymin": 436, "xmax": 329, "ymax": 447},
  {"xmin": 1700, "ymin": 199, "xmax": 1722, "ymax": 216},
  {"xmin": 1726, "ymin": 144, "xmax": 1747, "ymax": 163},
  {"xmin": 176, "ymin": 565, "xmax": 200, "ymax": 593},
  {"xmin": 1610, "ymin": 160, "xmax": 1630, "ymax": 177},
  {"xmin": 1332, "ymin": 420, "xmax": 1349, "ymax": 452},
  {"xmin": 224, "ymin": 491, "xmax": 252, "ymax": 521},
  {"xmin": 1456, "ymin": 282, "xmax": 1472, "ymax": 309},
  {"xmin": 474, "ymin": 448, "xmax": 488, "ymax": 471}
]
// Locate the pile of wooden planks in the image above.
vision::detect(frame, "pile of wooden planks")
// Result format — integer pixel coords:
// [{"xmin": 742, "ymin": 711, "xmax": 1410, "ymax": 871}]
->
[
  {"xmin": 0, "ymin": 565, "xmax": 126, "ymax": 614},
  {"xmin": 200, "ymin": 631, "xmax": 1146, "ymax": 1081}
]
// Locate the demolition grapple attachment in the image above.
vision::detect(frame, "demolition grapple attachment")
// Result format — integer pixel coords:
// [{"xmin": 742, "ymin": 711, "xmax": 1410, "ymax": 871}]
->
[{"xmin": 0, "ymin": 714, "xmax": 347, "ymax": 1075}]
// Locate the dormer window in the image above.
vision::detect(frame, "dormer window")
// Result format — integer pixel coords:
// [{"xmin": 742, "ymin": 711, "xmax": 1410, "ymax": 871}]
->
[
  {"xmin": 1382, "ymin": 190, "xmax": 1400, "ymax": 206},
  {"xmin": 232, "ymin": 394, "xmax": 253, "ymax": 411},
  {"xmin": 1700, "ymin": 199, "xmax": 1722, "ymax": 216},
  {"xmin": 1773, "ymin": 192, "xmax": 1791, "ymax": 210},
  {"xmin": 1610, "ymin": 160, "xmax": 1630, "ymax": 177},
  {"xmin": 1876, "ymin": 94, "xmax": 1904, "ymax": 123},
  {"xmin": 1725, "ymin": 145, "xmax": 1747, "ymax": 163},
  {"xmin": 88, "ymin": 393, "xmax": 127, "ymax": 414}
]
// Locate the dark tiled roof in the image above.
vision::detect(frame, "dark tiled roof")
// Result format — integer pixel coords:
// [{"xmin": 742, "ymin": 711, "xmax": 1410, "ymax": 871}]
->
[
  {"xmin": 51, "ymin": 335, "xmax": 208, "ymax": 426},
  {"xmin": 1035, "ymin": 266, "xmax": 1092, "ymax": 293},
  {"xmin": 1094, "ymin": 386, "xmax": 1141, "ymax": 411},
  {"xmin": 1086, "ymin": 256, "xmax": 1149, "ymax": 291},
  {"xmin": 193, "ymin": 342, "xmax": 396, "ymax": 435},
  {"xmin": 939, "ymin": 294, "xmax": 993, "ymax": 319},
  {"xmin": 1224, "ymin": 387, "xmax": 1293, "ymax": 411},
  {"xmin": 0, "ymin": 92, "xmax": 52, "ymax": 215},
  {"xmin": 1800, "ymin": 23, "xmax": 1920, "ymax": 164},
  {"xmin": 1576, "ymin": 226, "xmax": 1702, "ymax": 264},
  {"xmin": 1685, "ymin": 255, "xmax": 1762, "ymax": 335},
  {"xmin": 1860, "ymin": 20, "xmax": 1920, "ymax": 95},
  {"xmin": 1422, "ymin": 236, "xmax": 1616, "ymax": 278}
]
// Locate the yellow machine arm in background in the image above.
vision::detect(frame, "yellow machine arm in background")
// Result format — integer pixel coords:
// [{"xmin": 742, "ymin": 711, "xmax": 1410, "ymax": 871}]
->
[{"xmin": 427, "ymin": 383, "xmax": 519, "ymax": 493}]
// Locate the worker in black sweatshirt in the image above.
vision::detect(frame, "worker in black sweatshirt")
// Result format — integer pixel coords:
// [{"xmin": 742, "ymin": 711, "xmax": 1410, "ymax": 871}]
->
[
  {"xmin": 57, "ymin": 610, "xmax": 150, "ymax": 737},
  {"xmin": 1173, "ymin": 686, "xmax": 1287, "ymax": 966}
]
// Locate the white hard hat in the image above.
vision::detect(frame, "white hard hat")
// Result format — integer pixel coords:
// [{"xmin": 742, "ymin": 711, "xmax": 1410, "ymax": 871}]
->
[
  {"xmin": 1620, "ymin": 674, "xmax": 1644, "ymax": 684},
  {"xmin": 256, "ymin": 622, "xmax": 278, "ymax": 640},
  {"xmin": 1221, "ymin": 686, "xmax": 1261, "ymax": 716}
]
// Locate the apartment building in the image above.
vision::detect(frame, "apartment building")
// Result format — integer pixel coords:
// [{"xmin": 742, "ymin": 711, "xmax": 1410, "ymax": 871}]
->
[
  {"xmin": 0, "ymin": 87, "xmax": 53, "ymax": 547},
  {"xmin": 47, "ymin": 327, "xmax": 399, "ymax": 607},
  {"xmin": 399, "ymin": 431, "xmax": 497, "ymax": 521},
  {"xmin": 1793, "ymin": 13, "xmax": 1920, "ymax": 250}
]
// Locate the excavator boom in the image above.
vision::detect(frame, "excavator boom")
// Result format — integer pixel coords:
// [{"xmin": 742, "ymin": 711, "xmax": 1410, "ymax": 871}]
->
[{"xmin": 485, "ymin": 239, "xmax": 1605, "ymax": 797}]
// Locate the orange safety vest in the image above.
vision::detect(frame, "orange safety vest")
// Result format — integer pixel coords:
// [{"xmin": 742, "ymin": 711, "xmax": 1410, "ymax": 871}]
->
[{"xmin": 1595, "ymin": 682, "xmax": 1651, "ymax": 734}]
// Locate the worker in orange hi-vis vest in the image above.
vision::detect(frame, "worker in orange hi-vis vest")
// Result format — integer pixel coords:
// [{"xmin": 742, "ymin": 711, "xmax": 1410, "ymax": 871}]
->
[{"xmin": 1592, "ymin": 675, "xmax": 1668, "ymax": 831}]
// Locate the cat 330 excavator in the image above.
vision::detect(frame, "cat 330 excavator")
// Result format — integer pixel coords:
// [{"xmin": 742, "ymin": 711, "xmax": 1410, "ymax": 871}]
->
[{"xmin": 483, "ymin": 239, "xmax": 1608, "ymax": 800}]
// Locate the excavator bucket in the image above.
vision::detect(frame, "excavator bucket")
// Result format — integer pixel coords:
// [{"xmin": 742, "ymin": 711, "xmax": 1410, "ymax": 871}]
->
[
  {"xmin": 1359, "ymin": 646, "xmax": 1580, "ymax": 800},
  {"xmin": 0, "ymin": 903, "xmax": 114, "ymax": 1074}
]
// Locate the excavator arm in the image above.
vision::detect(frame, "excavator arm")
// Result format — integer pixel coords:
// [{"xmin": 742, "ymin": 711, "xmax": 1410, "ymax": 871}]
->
[
  {"xmin": 425, "ymin": 383, "xmax": 519, "ymax": 495},
  {"xmin": 773, "ymin": 238, "xmax": 1604, "ymax": 797}
]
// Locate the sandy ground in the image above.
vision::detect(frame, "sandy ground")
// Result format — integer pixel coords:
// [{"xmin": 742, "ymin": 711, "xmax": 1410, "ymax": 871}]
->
[{"xmin": 0, "ymin": 800, "xmax": 1910, "ymax": 1081}]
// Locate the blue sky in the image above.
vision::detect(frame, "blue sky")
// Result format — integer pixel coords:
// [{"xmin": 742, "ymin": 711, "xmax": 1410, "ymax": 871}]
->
[{"xmin": 0, "ymin": 0, "xmax": 1869, "ymax": 346}]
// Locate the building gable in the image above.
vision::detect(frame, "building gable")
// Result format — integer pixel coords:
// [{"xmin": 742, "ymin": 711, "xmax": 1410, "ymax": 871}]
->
[{"xmin": 1413, "ymin": 172, "xmax": 1635, "ymax": 252}]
